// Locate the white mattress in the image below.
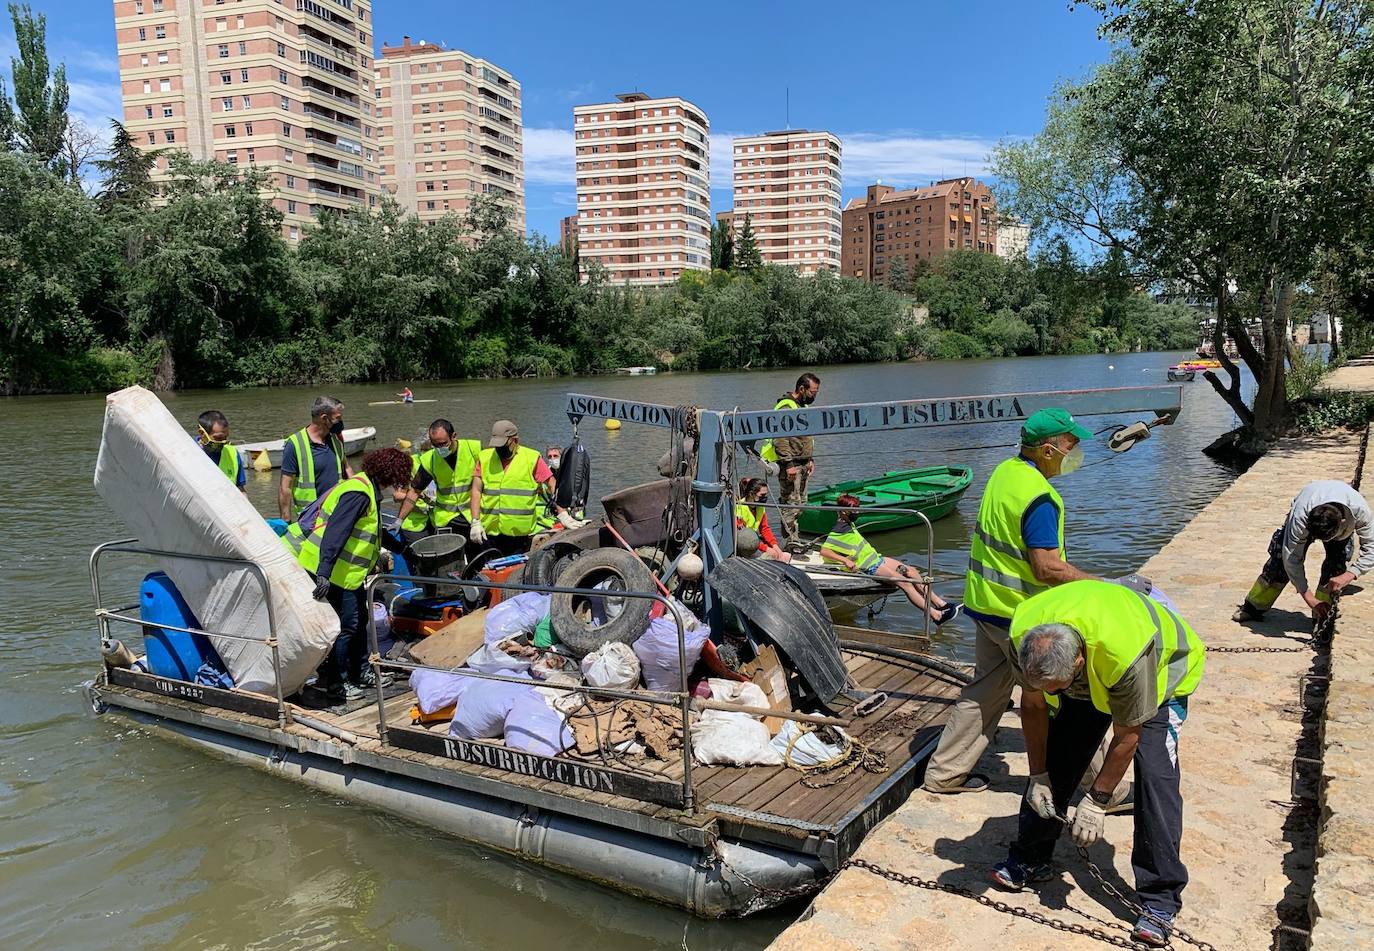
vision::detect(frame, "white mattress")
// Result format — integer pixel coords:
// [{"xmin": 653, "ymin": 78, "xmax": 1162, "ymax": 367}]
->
[{"xmin": 94, "ymin": 386, "xmax": 340, "ymax": 695}]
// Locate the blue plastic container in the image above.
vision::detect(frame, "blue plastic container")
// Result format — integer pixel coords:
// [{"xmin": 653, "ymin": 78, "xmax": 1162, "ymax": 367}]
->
[{"xmin": 140, "ymin": 572, "xmax": 224, "ymax": 682}]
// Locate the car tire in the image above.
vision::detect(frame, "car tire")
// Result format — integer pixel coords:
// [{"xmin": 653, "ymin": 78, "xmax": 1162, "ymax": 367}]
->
[{"xmin": 550, "ymin": 547, "xmax": 657, "ymax": 658}]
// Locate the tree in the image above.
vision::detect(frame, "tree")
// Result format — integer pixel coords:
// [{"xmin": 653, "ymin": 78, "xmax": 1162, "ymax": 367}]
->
[
  {"xmin": 710, "ymin": 217, "xmax": 734, "ymax": 271},
  {"xmin": 735, "ymin": 212, "xmax": 762, "ymax": 271},
  {"xmin": 886, "ymin": 255, "xmax": 912, "ymax": 294},
  {"xmin": 60, "ymin": 117, "xmax": 101, "ymax": 186},
  {"xmin": 96, "ymin": 120, "xmax": 156, "ymax": 210},
  {"xmin": 8, "ymin": 2, "xmax": 69, "ymax": 172},
  {"xmin": 995, "ymin": 0, "xmax": 1374, "ymax": 444},
  {"xmin": 0, "ymin": 77, "xmax": 15, "ymax": 150}
]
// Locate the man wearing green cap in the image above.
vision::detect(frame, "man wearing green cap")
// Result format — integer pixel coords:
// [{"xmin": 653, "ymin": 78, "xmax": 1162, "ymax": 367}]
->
[{"xmin": 925, "ymin": 407, "xmax": 1115, "ymax": 796}]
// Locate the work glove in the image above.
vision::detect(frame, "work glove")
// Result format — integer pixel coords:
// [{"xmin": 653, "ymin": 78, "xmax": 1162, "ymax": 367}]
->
[
  {"xmin": 1071, "ymin": 796, "xmax": 1108, "ymax": 847},
  {"xmin": 468, "ymin": 520, "xmax": 488, "ymax": 545},
  {"xmin": 1025, "ymin": 771, "xmax": 1056, "ymax": 820},
  {"xmin": 557, "ymin": 510, "xmax": 586, "ymax": 530},
  {"xmin": 311, "ymin": 576, "xmax": 332, "ymax": 602}
]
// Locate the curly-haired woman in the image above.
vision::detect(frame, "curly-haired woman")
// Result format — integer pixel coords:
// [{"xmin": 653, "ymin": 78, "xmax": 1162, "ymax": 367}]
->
[{"xmin": 285, "ymin": 447, "xmax": 413, "ymax": 702}]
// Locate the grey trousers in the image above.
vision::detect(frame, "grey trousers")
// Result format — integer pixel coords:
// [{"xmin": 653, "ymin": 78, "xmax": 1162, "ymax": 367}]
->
[{"xmin": 924, "ymin": 616, "xmax": 1129, "ymax": 805}]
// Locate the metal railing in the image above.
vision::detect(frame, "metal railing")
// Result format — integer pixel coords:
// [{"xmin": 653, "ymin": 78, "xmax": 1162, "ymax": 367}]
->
[
  {"xmin": 363, "ymin": 571, "xmax": 696, "ymax": 810},
  {"xmin": 89, "ymin": 540, "xmax": 290, "ymax": 729}
]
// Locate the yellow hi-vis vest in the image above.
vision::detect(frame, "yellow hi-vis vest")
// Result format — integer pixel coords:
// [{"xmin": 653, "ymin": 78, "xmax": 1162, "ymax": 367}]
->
[
  {"xmin": 478, "ymin": 445, "xmax": 541, "ymax": 537},
  {"xmin": 285, "ymin": 427, "xmax": 345, "ymax": 517},
  {"xmin": 822, "ymin": 524, "xmax": 883, "ymax": 573},
  {"xmin": 284, "ymin": 473, "xmax": 380, "ymax": 590},
  {"xmin": 402, "ymin": 440, "xmax": 480, "ymax": 532},
  {"xmin": 213, "ymin": 443, "xmax": 241, "ymax": 483},
  {"xmin": 759, "ymin": 396, "xmax": 799, "ymax": 463},
  {"xmin": 400, "ymin": 454, "xmax": 434, "ymax": 534},
  {"xmin": 735, "ymin": 502, "xmax": 763, "ymax": 531},
  {"xmin": 1010, "ymin": 580, "xmax": 1206, "ymax": 715},
  {"xmin": 965, "ymin": 457, "xmax": 1065, "ymax": 619}
]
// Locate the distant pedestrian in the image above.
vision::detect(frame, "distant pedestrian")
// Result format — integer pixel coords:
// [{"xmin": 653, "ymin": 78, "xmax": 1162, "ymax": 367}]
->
[
  {"xmin": 762, "ymin": 372, "xmax": 820, "ymax": 545},
  {"xmin": 1232, "ymin": 479, "xmax": 1374, "ymax": 627}
]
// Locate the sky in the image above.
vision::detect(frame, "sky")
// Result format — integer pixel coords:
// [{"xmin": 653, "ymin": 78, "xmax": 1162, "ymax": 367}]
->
[{"xmin": 5, "ymin": 0, "xmax": 1112, "ymax": 240}]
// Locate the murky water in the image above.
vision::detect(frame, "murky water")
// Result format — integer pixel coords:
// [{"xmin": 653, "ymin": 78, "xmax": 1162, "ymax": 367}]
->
[{"xmin": 0, "ymin": 352, "xmax": 1245, "ymax": 949}]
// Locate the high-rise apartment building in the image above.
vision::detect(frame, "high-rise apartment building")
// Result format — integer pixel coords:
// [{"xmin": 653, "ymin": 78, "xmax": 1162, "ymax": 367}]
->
[
  {"xmin": 376, "ymin": 37, "xmax": 524, "ymax": 233},
  {"xmin": 573, "ymin": 92, "xmax": 710, "ymax": 285},
  {"xmin": 995, "ymin": 216, "xmax": 1031, "ymax": 259},
  {"xmin": 113, "ymin": 0, "xmax": 381, "ymax": 240},
  {"xmin": 729, "ymin": 130, "xmax": 841, "ymax": 274},
  {"xmin": 559, "ymin": 213, "xmax": 578, "ymax": 249},
  {"xmin": 841, "ymin": 178, "xmax": 998, "ymax": 284}
]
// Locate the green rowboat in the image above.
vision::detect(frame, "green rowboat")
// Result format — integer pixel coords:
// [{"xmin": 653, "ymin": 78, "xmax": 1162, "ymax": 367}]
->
[{"xmin": 797, "ymin": 464, "xmax": 974, "ymax": 536}]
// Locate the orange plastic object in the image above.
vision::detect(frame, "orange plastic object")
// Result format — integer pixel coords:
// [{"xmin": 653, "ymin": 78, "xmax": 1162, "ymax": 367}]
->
[{"xmin": 410, "ymin": 702, "xmax": 456, "ymax": 725}]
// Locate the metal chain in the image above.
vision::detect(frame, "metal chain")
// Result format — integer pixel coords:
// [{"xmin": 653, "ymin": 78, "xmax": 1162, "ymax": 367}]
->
[{"xmin": 1209, "ymin": 591, "xmax": 1339, "ymax": 654}]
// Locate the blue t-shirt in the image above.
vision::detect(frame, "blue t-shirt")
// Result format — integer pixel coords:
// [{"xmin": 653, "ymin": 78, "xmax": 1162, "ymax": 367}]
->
[
  {"xmin": 966, "ymin": 459, "xmax": 1061, "ymax": 629},
  {"xmin": 281, "ymin": 434, "xmax": 343, "ymax": 498}
]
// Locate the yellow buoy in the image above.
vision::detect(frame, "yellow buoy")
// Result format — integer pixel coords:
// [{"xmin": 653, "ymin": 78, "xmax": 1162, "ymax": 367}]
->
[
  {"xmin": 251, "ymin": 450, "xmax": 273, "ymax": 472},
  {"xmin": 604, "ymin": 419, "xmax": 621, "ymax": 431},
  {"xmin": 395, "ymin": 437, "xmax": 413, "ymax": 450}
]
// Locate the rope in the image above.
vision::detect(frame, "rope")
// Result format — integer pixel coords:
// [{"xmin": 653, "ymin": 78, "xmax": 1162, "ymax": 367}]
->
[{"xmin": 780, "ymin": 722, "xmax": 887, "ymax": 788}]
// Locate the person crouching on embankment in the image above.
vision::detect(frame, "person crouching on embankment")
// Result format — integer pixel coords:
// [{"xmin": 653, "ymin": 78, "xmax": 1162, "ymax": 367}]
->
[
  {"xmin": 284, "ymin": 447, "xmax": 412, "ymax": 703},
  {"xmin": 1232, "ymin": 479, "xmax": 1374, "ymax": 630},
  {"xmin": 819, "ymin": 494, "xmax": 961, "ymax": 624}
]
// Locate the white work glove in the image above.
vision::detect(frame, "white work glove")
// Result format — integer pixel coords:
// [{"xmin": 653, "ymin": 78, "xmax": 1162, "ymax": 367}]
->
[
  {"xmin": 557, "ymin": 510, "xmax": 586, "ymax": 530},
  {"xmin": 1025, "ymin": 772, "xmax": 1056, "ymax": 820},
  {"xmin": 1071, "ymin": 796, "xmax": 1108, "ymax": 847},
  {"xmin": 468, "ymin": 520, "xmax": 488, "ymax": 545}
]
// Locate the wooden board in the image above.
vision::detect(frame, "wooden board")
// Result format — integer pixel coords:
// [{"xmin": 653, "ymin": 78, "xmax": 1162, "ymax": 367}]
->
[
  {"xmin": 408, "ymin": 608, "xmax": 489, "ymax": 669},
  {"xmin": 739, "ymin": 645, "xmax": 792, "ymax": 734}
]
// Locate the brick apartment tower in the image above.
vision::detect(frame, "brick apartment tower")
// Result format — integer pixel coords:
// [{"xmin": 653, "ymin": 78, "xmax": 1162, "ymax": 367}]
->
[
  {"xmin": 376, "ymin": 37, "xmax": 525, "ymax": 233},
  {"xmin": 729, "ymin": 130, "xmax": 842, "ymax": 274},
  {"xmin": 573, "ymin": 92, "xmax": 711, "ymax": 285},
  {"xmin": 841, "ymin": 178, "xmax": 998, "ymax": 284},
  {"xmin": 112, "ymin": 0, "xmax": 381, "ymax": 240},
  {"xmin": 559, "ymin": 213, "xmax": 578, "ymax": 249}
]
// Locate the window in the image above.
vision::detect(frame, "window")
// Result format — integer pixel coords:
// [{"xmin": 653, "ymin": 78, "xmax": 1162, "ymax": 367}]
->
[
  {"xmin": 147, "ymin": 131, "xmax": 156, "ymax": 145},
  {"xmin": 281, "ymin": 122, "xmax": 291, "ymax": 136},
  {"xmin": 142, "ymin": 80, "xmax": 151, "ymax": 93},
  {"xmin": 277, "ymin": 69, "xmax": 287, "ymax": 83},
  {"xmin": 164, "ymin": 129, "xmax": 175, "ymax": 143},
  {"xmin": 280, "ymin": 95, "xmax": 289, "ymax": 110},
  {"xmin": 221, "ymin": 71, "xmax": 232, "ymax": 84},
  {"xmin": 244, "ymin": 121, "xmax": 253, "ymax": 135},
  {"xmin": 216, "ymin": 17, "xmax": 227, "ymax": 31},
  {"xmin": 152, "ymin": 0, "xmax": 162, "ymax": 9},
  {"xmin": 138, "ymin": 27, "xmax": 146, "ymax": 41},
  {"xmin": 287, "ymin": 200, "xmax": 296, "ymax": 214},
  {"xmin": 284, "ymin": 148, "xmax": 294, "ymax": 163},
  {"xmin": 277, "ymin": 42, "xmax": 286, "ymax": 57},
  {"xmin": 226, "ymin": 124, "xmax": 237, "ymax": 137},
  {"xmin": 154, "ymin": 24, "xmax": 165, "ymax": 39},
  {"xmin": 288, "ymin": 226, "xmax": 298, "ymax": 240},
  {"xmin": 237, "ymin": 41, "xmax": 246, "ymax": 56},
  {"xmin": 242, "ymin": 95, "xmax": 251, "ymax": 109},
  {"xmin": 218, "ymin": 43, "xmax": 229, "ymax": 58},
  {"xmin": 285, "ymin": 174, "xmax": 295, "ymax": 188},
  {"xmin": 159, "ymin": 78, "xmax": 170, "ymax": 92},
  {"xmin": 240, "ymin": 68, "xmax": 249, "ymax": 83},
  {"xmin": 222, "ymin": 97, "xmax": 234, "ymax": 111},
  {"xmin": 236, "ymin": 15, "xmax": 244, "ymax": 28},
  {"xmin": 144, "ymin": 105, "xmax": 153, "ymax": 119},
  {"xmin": 246, "ymin": 149, "xmax": 255, "ymax": 164},
  {"xmin": 140, "ymin": 53, "xmax": 149, "ymax": 66},
  {"xmin": 135, "ymin": 1, "xmax": 144, "ymax": 12},
  {"xmin": 162, "ymin": 104, "xmax": 173, "ymax": 118}
]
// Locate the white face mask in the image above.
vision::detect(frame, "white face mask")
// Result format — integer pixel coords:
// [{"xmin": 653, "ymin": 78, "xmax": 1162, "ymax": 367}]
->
[{"xmin": 1054, "ymin": 444, "xmax": 1085, "ymax": 476}]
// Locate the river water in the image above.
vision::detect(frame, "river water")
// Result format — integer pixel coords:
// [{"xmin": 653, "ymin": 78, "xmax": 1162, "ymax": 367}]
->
[{"xmin": 0, "ymin": 351, "xmax": 1244, "ymax": 950}]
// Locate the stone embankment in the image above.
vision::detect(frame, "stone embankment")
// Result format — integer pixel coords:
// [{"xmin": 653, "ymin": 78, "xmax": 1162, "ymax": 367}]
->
[{"xmin": 771, "ymin": 367, "xmax": 1374, "ymax": 951}]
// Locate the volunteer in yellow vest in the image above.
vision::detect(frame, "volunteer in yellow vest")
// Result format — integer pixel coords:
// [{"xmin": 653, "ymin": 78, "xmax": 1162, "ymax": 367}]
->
[
  {"xmin": 925, "ymin": 407, "xmax": 1104, "ymax": 795},
  {"xmin": 467, "ymin": 420, "xmax": 566, "ymax": 556},
  {"xmin": 278, "ymin": 395, "xmax": 352, "ymax": 521},
  {"xmin": 285, "ymin": 448, "xmax": 411, "ymax": 703},
  {"xmin": 990, "ymin": 579, "xmax": 1205, "ymax": 949},
  {"xmin": 195, "ymin": 409, "xmax": 247, "ymax": 495},
  {"xmin": 395, "ymin": 418, "xmax": 481, "ymax": 547},
  {"xmin": 734, "ymin": 477, "xmax": 789, "ymax": 561},
  {"xmin": 761, "ymin": 372, "xmax": 820, "ymax": 545},
  {"xmin": 819, "ymin": 494, "xmax": 961, "ymax": 622}
]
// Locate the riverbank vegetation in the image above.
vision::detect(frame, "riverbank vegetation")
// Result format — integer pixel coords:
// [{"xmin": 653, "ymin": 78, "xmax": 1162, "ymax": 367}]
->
[{"xmin": 996, "ymin": 0, "xmax": 1374, "ymax": 451}]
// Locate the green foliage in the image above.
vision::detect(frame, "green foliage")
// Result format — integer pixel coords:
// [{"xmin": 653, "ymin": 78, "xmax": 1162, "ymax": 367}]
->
[
  {"xmin": 735, "ymin": 213, "xmax": 762, "ymax": 272},
  {"xmin": 8, "ymin": 3, "xmax": 67, "ymax": 171},
  {"xmin": 1292, "ymin": 390, "xmax": 1374, "ymax": 435},
  {"xmin": 710, "ymin": 218, "xmax": 734, "ymax": 271}
]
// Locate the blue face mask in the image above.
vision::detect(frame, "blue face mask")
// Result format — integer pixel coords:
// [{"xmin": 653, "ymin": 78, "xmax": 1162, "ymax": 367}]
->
[{"xmin": 434, "ymin": 444, "xmax": 453, "ymax": 459}]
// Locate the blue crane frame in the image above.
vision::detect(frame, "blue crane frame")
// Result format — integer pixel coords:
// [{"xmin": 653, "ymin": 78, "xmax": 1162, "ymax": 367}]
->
[{"xmin": 567, "ymin": 384, "xmax": 1184, "ymax": 622}]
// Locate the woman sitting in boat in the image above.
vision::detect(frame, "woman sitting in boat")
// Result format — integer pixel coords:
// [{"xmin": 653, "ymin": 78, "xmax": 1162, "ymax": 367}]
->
[
  {"xmin": 735, "ymin": 477, "xmax": 789, "ymax": 561},
  {"xmin": 820, "ymin": 494, "xmax": 962, "ymax": 625}
]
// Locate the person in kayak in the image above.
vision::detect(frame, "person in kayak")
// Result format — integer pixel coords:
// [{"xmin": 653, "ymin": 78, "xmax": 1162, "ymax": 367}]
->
[
  {"xmin": 397, "ymin": 386, "xmax": 414, "ymax": 404},
  {"xmin": 819, "ymin": 494, "xmax": 961, "ymax": 624},
  {"xmin": 735, "ymin": 477, "xmax": 789, "ymax": 561}
]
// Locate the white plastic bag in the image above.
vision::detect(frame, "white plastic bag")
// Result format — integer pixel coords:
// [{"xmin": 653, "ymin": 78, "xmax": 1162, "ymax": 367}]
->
[
  {"xmin": 580, "ymin": 641, "xmax": 641, "ymax": 690},
  {"xmin": 94, "ymin": 386, "xmax": 339, "ymax": 695},
  {"xmin": 691, "ymin": 680, "xmax": 784, "ymax": 766},
  {"xmin": 770, "ymin": 719, "xmax": 850, "ymax": 768},
  {"xmin": 483, "ymin": 591, "xmax": 551, "ymax": 645},
  {"xmin": 409, "ymin": 667, "xmax": 475, "ymax": 715},
  {"xmin": 449, "ymin": 678, "xmax": 538, "ymax": 740},
  {"xmin": 465, "ymin": 638, "xmax": 533, "ymax": 676},
  {"xmin": 633, "ymin": 601, "xmax": 710, "ymax": 691},
  {"xmin": 504, "ymin": 692, "xmax": 573, "ymax": 757}
]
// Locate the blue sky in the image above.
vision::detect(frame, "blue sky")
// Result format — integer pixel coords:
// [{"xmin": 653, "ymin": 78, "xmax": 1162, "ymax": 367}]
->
[{"xmin": 6, "ymin": 0, "xmax": 1111, "ymax": 240}]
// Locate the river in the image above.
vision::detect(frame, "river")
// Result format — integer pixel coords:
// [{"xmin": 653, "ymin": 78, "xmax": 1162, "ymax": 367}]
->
[{"xmin": 0, "ymin": 351, "xmax": 1245, "ymax": 950}]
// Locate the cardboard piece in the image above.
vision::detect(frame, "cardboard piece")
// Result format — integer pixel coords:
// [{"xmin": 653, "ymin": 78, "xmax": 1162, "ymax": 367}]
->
[
  {"xmin": 740, "ymin": 645, "xmax": 793, "ymax": 735},
  {"xmin": 409, "ymin": 608, "xmax": 489, "ymax": 670}
]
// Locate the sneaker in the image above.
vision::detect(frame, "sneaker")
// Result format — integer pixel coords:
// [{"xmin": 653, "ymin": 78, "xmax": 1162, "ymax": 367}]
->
[
  {"xmin": 935, "ymin": 602, "xmax": 964, "ymax": 626},
  {"xmin": 355, "ymin": 668, "xmax": 394, "ymax": 689},
  {"xmin": 1131, "ymin": 910, "xmax": 1175, "ymax": 947},
  {"xmin": 1231, "ymin": 602, "xmax": 1264, "ymax": 623},
  {"xmin": 989, "ymin": 857, "xmax": 1054, "ymax": 892},
  {"xmin": 329, "ymin": 682, "xmax": 365, "ymax": 703},
  {"xmin": 924, "ymin": 773, "xmax": 989, "ymax": 794}
]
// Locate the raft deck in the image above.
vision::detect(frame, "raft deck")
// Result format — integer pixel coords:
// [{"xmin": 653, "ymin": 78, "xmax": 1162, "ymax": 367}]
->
[{"xmin": 95, "ymin": 644, "xmax": 964, "ymax": 868}]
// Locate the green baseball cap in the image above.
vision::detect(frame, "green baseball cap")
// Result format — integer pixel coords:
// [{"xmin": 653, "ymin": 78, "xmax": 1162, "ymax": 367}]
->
[{"xmin": 1021, "ymin": 407, "xmax": 1093, "ymax": 444}]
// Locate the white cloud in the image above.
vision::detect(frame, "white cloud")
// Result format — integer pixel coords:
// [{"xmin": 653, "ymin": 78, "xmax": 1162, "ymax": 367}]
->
[{"xmin": 522, "ymin": 127, "xmax": 575, "ymax": 184}]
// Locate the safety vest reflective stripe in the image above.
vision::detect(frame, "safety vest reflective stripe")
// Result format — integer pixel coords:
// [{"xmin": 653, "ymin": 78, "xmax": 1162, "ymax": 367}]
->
[
  {"xmin": 760, "ymin": 397, "xmax": 800, "ymax": 462},
  {"xmin": 965, "ymin": 457, "xmax": 1065, "ymax": 619},
  {"xmin": 968, "ymin": 556, "xmax": 1046, "ymax": 594},
  {"xmin": 285, "ymin": 473, "xmax": 380, "ymax": 590},
  {"xmin": 823, "ymin": 528, "xmax": 882, "ymax": 572},
  {"xmin": 1139, "ymin": 595, "xmax": 1196, "ymax": 698},
  {"xmin": 478, "ymin": 446, "xmax": 541, "ymax": 536},
  {"xmin": 973, "ymin": 525, "xmax": 1028, "ymax": 562},
  {"xmin": 287, "ymin": 428, "xmax": 344, "ymax": 516}
]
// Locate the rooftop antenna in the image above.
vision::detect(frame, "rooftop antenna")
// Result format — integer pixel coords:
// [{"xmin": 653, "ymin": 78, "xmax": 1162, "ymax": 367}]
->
[{"xmin": 786, "ymin": 86, "xmax": 790, "ymax": 130}]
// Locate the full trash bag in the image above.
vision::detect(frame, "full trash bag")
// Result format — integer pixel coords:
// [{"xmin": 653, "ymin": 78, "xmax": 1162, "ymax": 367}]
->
[
  {"xmin": 580, "ymin": 641, "xmax": 640, "ymax": 690},
  {"xmin": 449, "ymin": 678, "xmax": 538, "ymax": 740},
  {"xmin": 633, "ymin": 602, "xmax": 710, "ymax": 691},
  {"xmin": 410, "ymin": 667, "xmax": 478, "ymax": 715},
  {"xmin": 465, "ymin": 638, "xmax": 534, "ymax": 676},
  {"xmin": 771, "ymin": 719, "xmax": 850, "ymax": 768},
  {"xmin": 504, "ymin": 692, "xmax": 574, "ymax": 757},
  {"xmin": 691, "ymin": 680, "xmax": 784, "ymax": 767},
  {"xmin": 484, "ymin": 591, "xmax": 551, "ymax": 645}
]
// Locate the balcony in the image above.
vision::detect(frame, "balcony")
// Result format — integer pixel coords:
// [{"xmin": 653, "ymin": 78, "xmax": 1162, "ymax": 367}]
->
[
  {"xmin": 480, "ymin": 66, "xmax": 511, "ymax": 89},
  {"xmin": 297, "ymin": 0, "xmax": 356, "ymax": 41},
  {"xmin": 480, "ymin": 164, "xmax": 516, "ymax": 183},
  {"xmin": 304, "ymin": 132, "xmax": 363, "ymax": 158},
  {"xmin": 301, "ymin": 28, "xmax": 358, "ymax": 66},
  {"xmin": 478, "ymin": 86, "xmax": 514, "ymax": 110},
  {"xmin": 309, "ymin": 184, "xmax": 363, "ymax": 203},
  {"xmin": 302, "ymin": 103, "xmax": 360, "ymax": 131},
  {"xmin": 479, "ymin": 106, "xmax": 512, "ymax": 127},
  {"xmin": 306, "ymin": 157, "xmax": 364, "ymax": 179},
  {"xmin": 301, "ymin": 76, "xmax": 359, "ymax": 106}
]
